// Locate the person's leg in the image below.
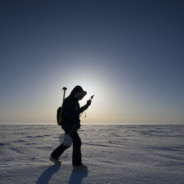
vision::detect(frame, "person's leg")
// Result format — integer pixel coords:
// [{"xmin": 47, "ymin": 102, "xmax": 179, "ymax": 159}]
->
[
  {"xmin": 69, "ymin": 130, "xmax": 82, "ymax": 166},
  {"xmin": 51, "ymin": 128, "xmax": 72, "ymax": 159},
  {"xmin": 51, "ymin": 144, "xmax": 70, "ymax": 159}
]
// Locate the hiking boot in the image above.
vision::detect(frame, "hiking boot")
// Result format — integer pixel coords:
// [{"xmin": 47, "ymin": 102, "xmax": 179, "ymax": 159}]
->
[
  {"xmin": 50, "ymin": 156, "xmax": 61, "ymax": 165},
  {"xmin": 73, "ymin": 164, "xmax": 88, "ymax": 171}
]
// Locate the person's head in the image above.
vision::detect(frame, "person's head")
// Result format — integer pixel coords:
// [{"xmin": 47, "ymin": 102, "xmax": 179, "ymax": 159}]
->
[{"xmin": 70, "ymin": 86, "xmax": 87, "ymax": 101}]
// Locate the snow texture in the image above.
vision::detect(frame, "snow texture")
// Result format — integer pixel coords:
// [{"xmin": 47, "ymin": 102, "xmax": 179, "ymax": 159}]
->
[{"xmin": 0, "ymin": 125, "xmax": 184, "ymax": 184}]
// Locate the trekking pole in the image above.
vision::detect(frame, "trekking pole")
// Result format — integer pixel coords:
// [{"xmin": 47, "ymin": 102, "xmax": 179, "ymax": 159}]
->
[{"xmin": 68, "ymin": 124, "xmax": 76, "ymax": 135}]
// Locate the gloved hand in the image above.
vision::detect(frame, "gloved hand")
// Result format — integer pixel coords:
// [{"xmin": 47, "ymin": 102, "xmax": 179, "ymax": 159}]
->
[{"xmin": 87, "ymin": 100, "xmax": 91, "ymax": 107}]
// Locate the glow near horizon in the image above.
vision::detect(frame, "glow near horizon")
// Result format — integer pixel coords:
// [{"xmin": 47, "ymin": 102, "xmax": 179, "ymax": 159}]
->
[{"xmin": 1, "ymin": 58, "xmax": 183, "ymax": 125}]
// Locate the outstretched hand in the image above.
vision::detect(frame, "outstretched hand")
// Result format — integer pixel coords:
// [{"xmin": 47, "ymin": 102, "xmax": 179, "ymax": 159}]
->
[{"xmin": 87, "ymin": 100, "xmax": 91, "ymax": 106}]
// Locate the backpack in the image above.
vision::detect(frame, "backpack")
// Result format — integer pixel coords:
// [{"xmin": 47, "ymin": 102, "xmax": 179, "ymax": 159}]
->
[
  {"xmin": 57, "ymin": 106, "xmax": 63, "ymax": 125},
  {"xmin": 57, "ymin": 87, "xmax": 67, "ymax": 126}
]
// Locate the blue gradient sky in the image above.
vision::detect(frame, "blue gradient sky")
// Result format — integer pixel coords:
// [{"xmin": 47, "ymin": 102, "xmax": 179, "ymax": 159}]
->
[{"xmin": 0, "ymin": 0, "xmax": 184, "ymax": 124}]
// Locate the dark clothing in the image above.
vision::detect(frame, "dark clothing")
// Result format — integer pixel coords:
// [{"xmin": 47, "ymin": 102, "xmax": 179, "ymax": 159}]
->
[
  {"xmin": 51, "ymin": 129, "xmax": 82, "ymax": 165},
  {"xmin": 61, "ymin": 86, "xmax": 89, "ymax": 130},
  {"xmin": 51, "ymin": 86, "xmax": 89, "ymax": 166}
]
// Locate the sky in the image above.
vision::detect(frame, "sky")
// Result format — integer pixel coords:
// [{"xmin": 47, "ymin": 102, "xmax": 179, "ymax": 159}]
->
[{"xmin": 0, "ymin": 0, "xmax": 184, "ymax": 125}]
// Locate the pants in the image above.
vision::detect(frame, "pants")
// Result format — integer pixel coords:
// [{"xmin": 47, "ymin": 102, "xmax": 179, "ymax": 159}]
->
[{"xmin": 51, "ymin": 129, "xmax": 82, "ymax": 166}]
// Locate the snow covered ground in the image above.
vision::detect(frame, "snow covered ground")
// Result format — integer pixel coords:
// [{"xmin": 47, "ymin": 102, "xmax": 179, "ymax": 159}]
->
[{"xmin": 0, "ymin": 124, "xmax": 184, "ymax": 184}]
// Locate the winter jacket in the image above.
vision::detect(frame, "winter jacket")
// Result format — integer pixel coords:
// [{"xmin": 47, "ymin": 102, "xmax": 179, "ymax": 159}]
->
[{"xmin": 61, "ymin": 86, "xmax": 89, "ymax": 130}]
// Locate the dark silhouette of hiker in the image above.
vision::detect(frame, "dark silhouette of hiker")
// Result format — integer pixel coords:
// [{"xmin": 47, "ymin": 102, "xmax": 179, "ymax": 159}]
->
[{"xmin": 50, "ymin": 86, "xmax": 91, "ymax": 170}]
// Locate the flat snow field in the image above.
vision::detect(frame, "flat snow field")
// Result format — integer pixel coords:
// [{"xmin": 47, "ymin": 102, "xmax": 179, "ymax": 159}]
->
[{"xmin": 0, "ymin": 124, "xmax": 184, "ymax": 184}]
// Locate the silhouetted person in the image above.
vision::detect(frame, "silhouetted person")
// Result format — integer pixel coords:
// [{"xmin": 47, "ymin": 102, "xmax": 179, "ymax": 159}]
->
[{"xmin": 50, "ymin": 86, "xmax": 91, "ymax": 170}]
